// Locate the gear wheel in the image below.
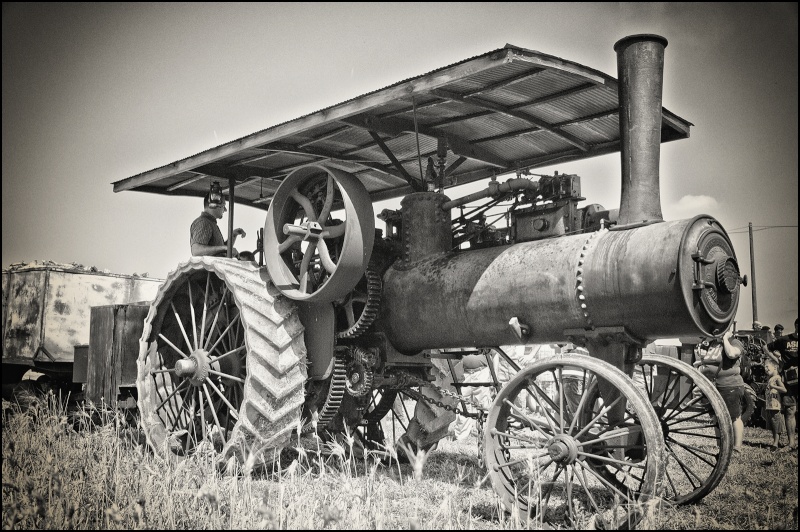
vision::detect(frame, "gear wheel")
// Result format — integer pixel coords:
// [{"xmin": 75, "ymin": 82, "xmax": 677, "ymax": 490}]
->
[
  {"xmin": 345, "ymin": 347, "xmax": 374, "ymax": 397},
  {"xmin": 336, "ymin": 263, "xmax": 381, "ymax": 339},
  {"xmin": 302, "ymin": 354, "xmax": 348, "ymax": 433}
]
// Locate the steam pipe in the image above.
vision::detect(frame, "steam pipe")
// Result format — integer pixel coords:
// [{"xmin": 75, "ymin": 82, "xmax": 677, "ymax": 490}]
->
[
  {"xmin": 615, "ymin": 34, "xmax": 667, "ymax": 225},
  {"xmin": 441, "ymin": 178, "xmax": 539, "ymax": 211}
]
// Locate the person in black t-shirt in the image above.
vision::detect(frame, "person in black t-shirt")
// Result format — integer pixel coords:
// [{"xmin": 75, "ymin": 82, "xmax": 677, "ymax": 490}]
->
[{"xmin": 768, "ymin": 318, "xmax": 799, "ymax": 450}]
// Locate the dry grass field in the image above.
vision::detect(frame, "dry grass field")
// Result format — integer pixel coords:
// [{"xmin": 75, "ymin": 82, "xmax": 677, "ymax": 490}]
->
[{"xmin": 2, "ymin": 389, "xmax": 798, "ymax": 530}]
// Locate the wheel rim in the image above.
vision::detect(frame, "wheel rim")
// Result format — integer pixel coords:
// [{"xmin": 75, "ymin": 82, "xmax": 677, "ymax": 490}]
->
[
  {"xmin": 264, "ymin": 165, "xmax": 374, "ymax": 303},
  {"xmin": 137, "ymin": 258, "xmax": 307, "ymax": 462},
  {"xmin": 636, "ymin": 354, "xmax": 733, "ymax": 504},
  {"xmin": 484, "ymin": 354, "xmax": 664, "ymax": 529}
]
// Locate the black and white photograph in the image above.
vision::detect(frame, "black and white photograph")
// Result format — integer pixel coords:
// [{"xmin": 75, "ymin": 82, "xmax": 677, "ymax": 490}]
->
[{"xmin": 3, "ymin": 3, "xmax": 797, "ymax": 529}]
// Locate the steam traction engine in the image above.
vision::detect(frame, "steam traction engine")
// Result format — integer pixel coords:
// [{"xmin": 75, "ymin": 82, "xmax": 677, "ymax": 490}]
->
[{"xmin": 125, "ymin": 36, "xmax": 743, "ymax": 527}]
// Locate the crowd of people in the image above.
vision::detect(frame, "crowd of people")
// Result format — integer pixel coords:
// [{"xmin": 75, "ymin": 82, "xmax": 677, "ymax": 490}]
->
[
  {"xmin": 763, "ymin": 318, "xmax": 799, "ymax": 450},
  {"xmin": 696, "ymin": 318, "xmax": 799, "ymax": 452}
]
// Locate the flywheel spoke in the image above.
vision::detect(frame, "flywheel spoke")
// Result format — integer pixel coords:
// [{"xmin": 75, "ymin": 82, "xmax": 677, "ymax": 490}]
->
[
  {"xmin": 278, "ymin": 234, "xmax": 301, "ymax": 253},
  {"xmin": 316, "ymin": 239, "xmax": 337, "ymax": 275},
  {"xmin": 318, "ymin": 175, "xmax": 335, "ymax": 222},
  {"xmin": 291, "ymin": 189, "xmax": 318, "ymax": 222},
  {"xmin": 298, "ymin": 242, "xmax": 318, "ymax": 293}
]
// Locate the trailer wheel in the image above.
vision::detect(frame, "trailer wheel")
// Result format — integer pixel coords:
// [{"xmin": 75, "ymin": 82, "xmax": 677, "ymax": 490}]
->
[
  {"xmin": 484, "ymin": 354, "xmax": 664, "ymax": 529},
  {"xmin": 137, "ymin": 257, "xmax": 306, "ymax": 464},
  {"xmin": 354, "ymin": 387, "xmax": 416, "ymax": 453}
]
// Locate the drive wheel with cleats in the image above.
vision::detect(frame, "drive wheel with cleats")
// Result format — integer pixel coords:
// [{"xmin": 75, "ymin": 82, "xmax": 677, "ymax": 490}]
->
[{"xmin": 137, "ymin": 257, "xmax": 307, "ymax": 464}]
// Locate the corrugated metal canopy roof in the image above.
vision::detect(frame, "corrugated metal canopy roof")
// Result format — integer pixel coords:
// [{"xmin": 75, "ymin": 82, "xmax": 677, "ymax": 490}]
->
[{"xmin": 112, "ymin": 44, "xmax": 691, "ymax": 210}]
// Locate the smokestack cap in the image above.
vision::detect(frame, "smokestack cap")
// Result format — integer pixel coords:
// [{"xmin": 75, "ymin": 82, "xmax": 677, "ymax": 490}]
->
[{"xmin": 614, "ymin": 34, "xmax": 668, "ymax": 52}]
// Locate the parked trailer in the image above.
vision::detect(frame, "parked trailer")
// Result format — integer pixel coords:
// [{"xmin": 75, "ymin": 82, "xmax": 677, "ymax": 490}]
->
[
  {"xmin": 113, "ymin": 35, "xmax": 745, "ymax": 527},
  {"xmin": 1, "ymin": 261, "xmax": 162, "ymax": 399}
]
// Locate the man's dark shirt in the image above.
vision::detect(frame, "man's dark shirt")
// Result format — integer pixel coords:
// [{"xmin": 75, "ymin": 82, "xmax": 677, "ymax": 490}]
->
[
  {"xmin": 769, "ymin": 332, "xmax": 799, "ymax": 396},
  {"xmin": 190, "ymin": 212, "xmax": 225, "ymax": 256},
  {"xmin": 768, "ymin": 333, "xmax": 799, "ymax": 370}
]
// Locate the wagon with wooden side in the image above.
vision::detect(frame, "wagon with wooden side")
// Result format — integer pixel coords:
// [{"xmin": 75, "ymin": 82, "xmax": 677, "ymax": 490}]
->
[
  {"xmin": 1, "ymin": 261, "xmax": 162, "ymax": 404},
  {"xmin": 112, "ymin": 35, "xmax": 745, "ymax": 527}
]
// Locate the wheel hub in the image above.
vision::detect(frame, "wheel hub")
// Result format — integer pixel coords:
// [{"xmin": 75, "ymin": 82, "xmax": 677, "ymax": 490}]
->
[
  {"xmin": 547, "ymin": 434, "xmax": 579, "ymax": 464},
  {"xmin": 174, "ymin": 349, "xmax": 211, "ymax": 387}
]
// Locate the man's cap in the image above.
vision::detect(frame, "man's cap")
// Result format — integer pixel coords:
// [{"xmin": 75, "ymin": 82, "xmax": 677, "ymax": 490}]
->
[
  {"xmin": 775, "ymin": 324, "xmax": 784, "ymax": 330},
  {"xmin": 752, "ymin": 320, "xmax": 762, "ymax": 329},
  {"xmin": 207, "ymin": 181, "xmax": 225, "ymax": 208},
  {"xmin": 206, "ymin": 193, "xmax": 226, "ymax": 209}
]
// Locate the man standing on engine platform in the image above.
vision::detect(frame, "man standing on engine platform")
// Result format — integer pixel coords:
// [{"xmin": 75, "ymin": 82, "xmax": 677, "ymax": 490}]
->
[
  {"xmin": 190, "ymin": 182, "xmax": 245, "ymax": 257},
  {"xmin": 769, "ymin": 318, "xmax": 799, "ymax": 450}
]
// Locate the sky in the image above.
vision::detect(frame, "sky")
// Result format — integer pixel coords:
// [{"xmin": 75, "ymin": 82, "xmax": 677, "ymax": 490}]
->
[{"xmin": 2, "ymin": 2, "xmax": 797, "ymax": 332}]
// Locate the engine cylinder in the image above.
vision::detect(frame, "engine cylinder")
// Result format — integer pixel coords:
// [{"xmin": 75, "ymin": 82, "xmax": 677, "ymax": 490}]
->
[
  {"xmin": 400, "ymin": 192, "xmax": 452, "ymax": 266},
  {"xmin": 380, "ymin": 216, "xmax": 739, "ymax": 352}
]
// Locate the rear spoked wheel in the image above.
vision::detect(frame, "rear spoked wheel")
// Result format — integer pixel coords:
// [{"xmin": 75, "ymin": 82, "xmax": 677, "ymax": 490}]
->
[
  {"xmin": 137, "ymin": 258, "xmax": 307, "ymax": 463},
  {"xmin": 484, "ymin": 354, "xmax": 664, "ymax": 529},
  {"xmin": 356, "ymin": 387, "xmax": 417, "ymax": 453}
]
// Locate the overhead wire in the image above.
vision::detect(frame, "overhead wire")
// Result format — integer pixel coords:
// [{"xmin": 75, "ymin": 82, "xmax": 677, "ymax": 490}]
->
[{"xmin": 728, "ymin": 224, "xmax": 797, "ymax": 234}]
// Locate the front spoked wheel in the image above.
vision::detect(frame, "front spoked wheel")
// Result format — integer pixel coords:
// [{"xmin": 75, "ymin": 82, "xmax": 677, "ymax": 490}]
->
[
  {"xmin": 636, "ymin": 354, "xmax": 733, "ymax": 504},
  {"xmin": 484, "ymin": 354, "xmax": 664, "ymax": 529}
]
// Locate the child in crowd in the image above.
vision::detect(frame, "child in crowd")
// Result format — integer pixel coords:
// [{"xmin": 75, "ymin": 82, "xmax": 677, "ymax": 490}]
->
[{"xmin": 764, "ymin": 358, "xmax": 787, "ymax": 450}]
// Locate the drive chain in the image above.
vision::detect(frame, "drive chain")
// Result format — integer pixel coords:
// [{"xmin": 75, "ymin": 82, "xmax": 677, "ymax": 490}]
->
[
  {"xmin": 394, "ymin": 371, "xmax": 489, "ymax": 421},
  {"xmin": 395, "ymin": 370, "xmax": 490, "ymax": 468}
]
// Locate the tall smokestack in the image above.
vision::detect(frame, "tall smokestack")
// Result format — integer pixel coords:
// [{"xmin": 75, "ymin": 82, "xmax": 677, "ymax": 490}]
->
[{"xmin": 614, "ymin": 34, "xmax": 667, "ymax": 225}]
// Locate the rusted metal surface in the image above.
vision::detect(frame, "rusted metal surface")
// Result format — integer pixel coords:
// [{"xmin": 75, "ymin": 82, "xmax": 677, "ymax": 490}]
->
[
  {"xmin": 399, "ymin": 192, "xmax": 452, "ymax": 265},
  {"xmin": 380, "ymin": 216, "xmax": 739, "ymax": 352},
  {"xmin": 2, "ymin": 262, "xmax": 163, "ymax": 367}
]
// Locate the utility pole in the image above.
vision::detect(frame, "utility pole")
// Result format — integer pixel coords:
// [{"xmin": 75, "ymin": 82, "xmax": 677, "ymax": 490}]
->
[{"xmin": 749, "ymin": 222, "xmax": 758, "ymax": 324}]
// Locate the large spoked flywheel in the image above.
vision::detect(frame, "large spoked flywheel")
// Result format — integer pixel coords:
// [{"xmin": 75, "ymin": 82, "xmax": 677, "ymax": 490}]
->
[
  {"xmin": 264, "ymin": 165, "xmax": 374, "ymax": 303},
  {"xmin": 484, "ymin": 354, "xmax": 665, "ymax": 529},
  {"xmin": 137, "ymin": 257, "xmax": 307, "ymax": 462}
]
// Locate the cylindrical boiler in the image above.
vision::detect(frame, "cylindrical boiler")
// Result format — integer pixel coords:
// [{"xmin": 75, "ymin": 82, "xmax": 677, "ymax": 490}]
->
[{"xmin": 380, "ymin": 216, "xmax": 740, "ymax": 352}]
